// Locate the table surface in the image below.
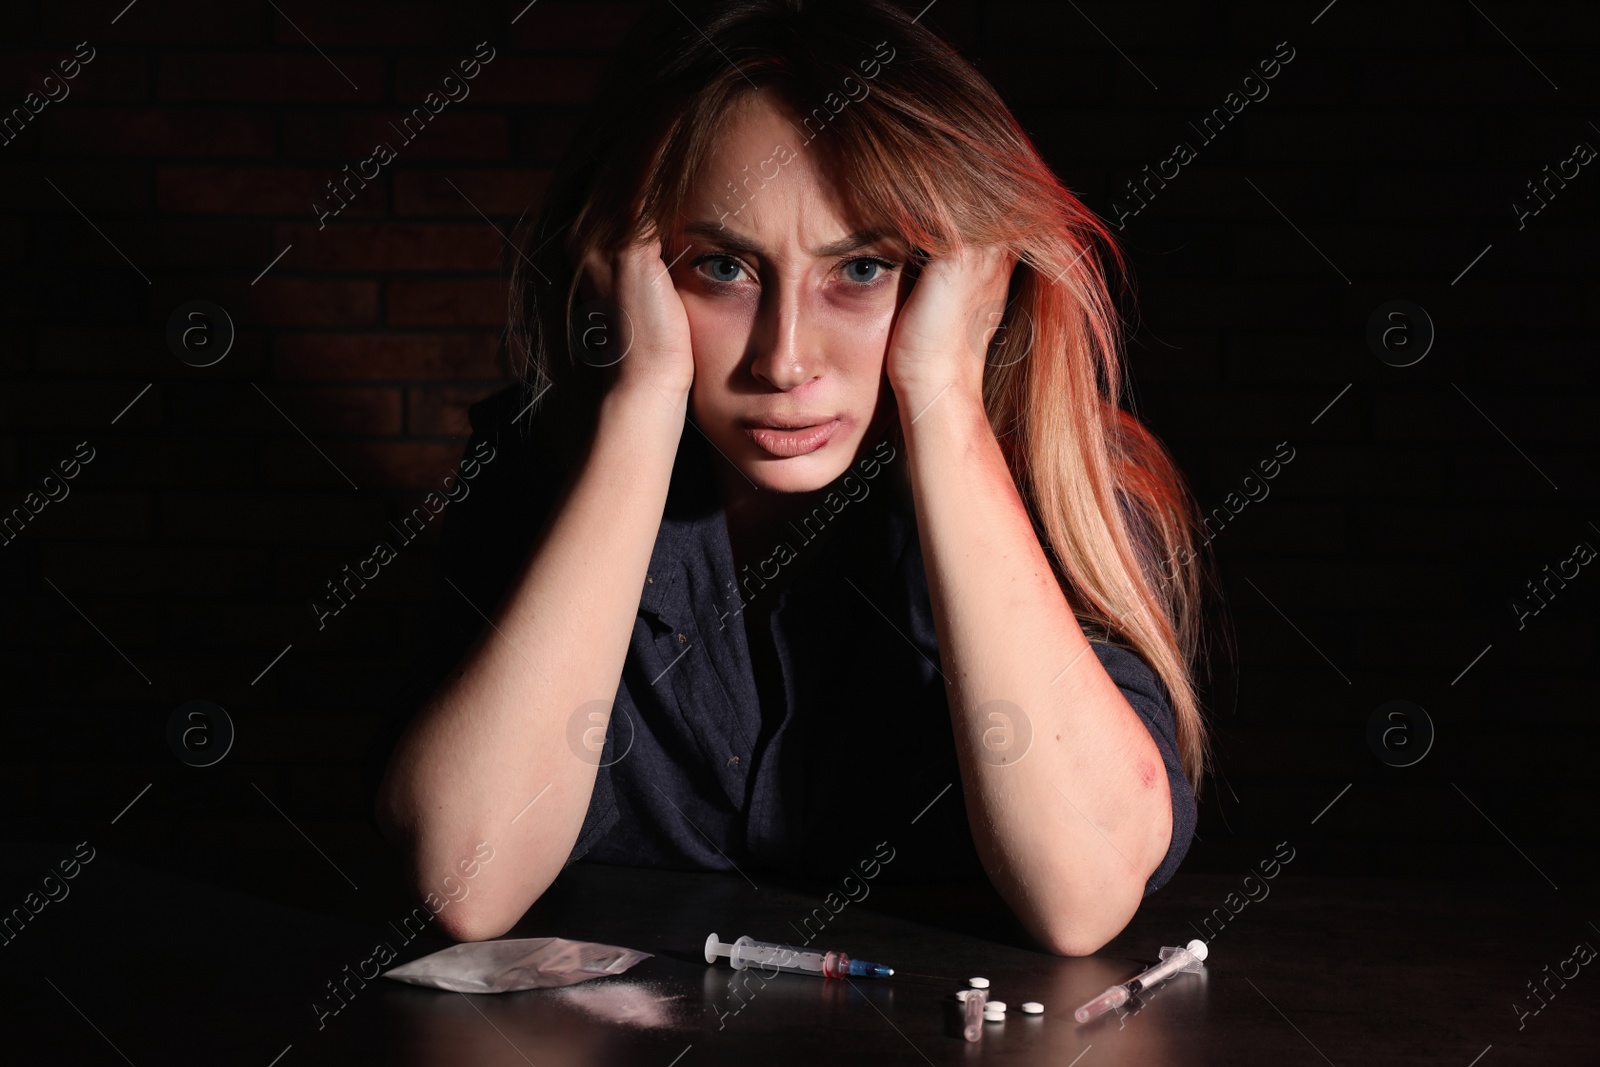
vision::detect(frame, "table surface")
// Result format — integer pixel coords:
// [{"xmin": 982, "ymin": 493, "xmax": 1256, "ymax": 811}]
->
[{"xmin": 2, "ymin": 842, "xmax": 1595, "ymax": 1065}]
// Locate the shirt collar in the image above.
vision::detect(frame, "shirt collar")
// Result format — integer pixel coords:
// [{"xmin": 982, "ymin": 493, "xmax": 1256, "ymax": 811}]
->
[{"xmin": 637, "ymin": 425, "xmax": 912, "ymax": 629}]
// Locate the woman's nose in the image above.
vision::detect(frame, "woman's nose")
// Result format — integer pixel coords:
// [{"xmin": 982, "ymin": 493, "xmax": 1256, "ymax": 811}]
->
[{"xmin": 748, "ymin": 288, "xmax": 820, "ymax": 390}]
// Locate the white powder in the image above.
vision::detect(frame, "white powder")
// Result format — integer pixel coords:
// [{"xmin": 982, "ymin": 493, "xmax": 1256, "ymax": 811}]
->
[{"xmin": 552, "ymin": 980, "xmax": 692, "ymax": 1030}]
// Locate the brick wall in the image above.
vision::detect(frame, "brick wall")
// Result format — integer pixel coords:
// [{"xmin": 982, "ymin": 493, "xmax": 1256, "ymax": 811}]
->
[{"xmin": 1, "ymin": 0, "xmax": 1596, "ymax": 912}]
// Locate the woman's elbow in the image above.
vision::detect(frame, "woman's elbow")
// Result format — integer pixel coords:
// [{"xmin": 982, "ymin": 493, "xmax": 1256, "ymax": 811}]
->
[
  {"xmin": 1037, "ymin": 921, "xmax": 1119, "ymax": 958},
  {"xmin": 432, "ymin": 900, "xmax": 517, "ymax": 943},
  {"xmin": 1032, "ymin": 872, "xmax": 1147, "ymax": 957}
]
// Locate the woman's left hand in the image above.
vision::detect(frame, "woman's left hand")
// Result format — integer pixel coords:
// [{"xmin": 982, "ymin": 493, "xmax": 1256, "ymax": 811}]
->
[{"xmin": 885, "ymin": 242, "xmax": 1018, "ymax": 415}]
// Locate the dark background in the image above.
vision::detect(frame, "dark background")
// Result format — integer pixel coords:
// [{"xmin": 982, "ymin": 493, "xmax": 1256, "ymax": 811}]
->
[{"xmin": 2, "ymin": 0, "xmax": 1596, "ymax": 922}]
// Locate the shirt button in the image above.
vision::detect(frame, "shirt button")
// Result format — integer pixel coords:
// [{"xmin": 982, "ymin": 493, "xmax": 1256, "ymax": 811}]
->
[
  {"xmin": 727, "ymin": 755, "xmax": 741, "ymax": 766},
  {"xmin": 677, "ymin": 633, "xmax": 688, "ymax": 643},
  {"xmin": 646, "ymin": 575, "xmax": 655, "ymax": 584}
]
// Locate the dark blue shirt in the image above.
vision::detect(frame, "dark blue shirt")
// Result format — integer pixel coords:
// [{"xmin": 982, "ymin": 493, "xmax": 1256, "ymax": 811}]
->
[{"xmin": 402, "ymin": 384, "xmax": 1195, "ymax": 894}]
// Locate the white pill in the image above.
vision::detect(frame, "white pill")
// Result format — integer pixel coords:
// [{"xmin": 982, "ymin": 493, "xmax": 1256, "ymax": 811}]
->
[
  {"xmin": 1021, "ymin": 1001, "xmax": 1044, "ymax": 1015},
  {"xmin": 955, "ymin": 990, "xmax": 972, "ymax": 1001},
  {"xmin": 986, "ymin": 1000, "xmax": 1007, "ymax": 1013},
  {"xmin": 984, "ymin": 1008, "xmax": 1005, "ymax": 1022},
  {"xmin": 968, "ymin": 977, "xmax": 990, "ymax": 989}
]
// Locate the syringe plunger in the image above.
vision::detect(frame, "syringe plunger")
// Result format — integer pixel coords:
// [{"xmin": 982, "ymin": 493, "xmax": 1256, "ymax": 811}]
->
[
  {"xmin": 1074, "ymin": 939, "xmax": 1208, "ymax": 1023},
  {"xmin": 704, "ymin": 933, "xmax": 892, "ymax": 979}
]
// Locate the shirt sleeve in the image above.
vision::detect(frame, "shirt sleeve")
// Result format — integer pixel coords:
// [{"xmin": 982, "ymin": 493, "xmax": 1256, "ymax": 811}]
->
[{"xmin": 1087, "ymin": 640, "xmax": 1197, "ymax": 895}]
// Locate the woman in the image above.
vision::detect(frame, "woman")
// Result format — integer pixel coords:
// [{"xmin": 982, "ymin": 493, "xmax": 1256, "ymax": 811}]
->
[{"xmin": 374, "ymin": 0, "xmax": 1218, "ymax": 957}]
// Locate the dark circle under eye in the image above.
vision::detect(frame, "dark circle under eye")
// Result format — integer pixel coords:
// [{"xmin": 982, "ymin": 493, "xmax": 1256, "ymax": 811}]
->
[
  {"xmin": 706, "ymin": 257, "xmax": 742, "ymax": 283},
  {"xmin": 845, "ymin": 259, "xmax": 883, "ymax": 283}
]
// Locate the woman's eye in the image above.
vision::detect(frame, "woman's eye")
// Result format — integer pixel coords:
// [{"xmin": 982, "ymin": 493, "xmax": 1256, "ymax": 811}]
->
[
  {"xmin": 696, "ymin": 255, "xmax": 747, "ymax": 284},
  {"xmin": 842, "ymin": 258, "xmax": 894, "ymax": 285},
  {"xmin": 689, "ymin": 254, "xmax": 895, "ymax": 287}
]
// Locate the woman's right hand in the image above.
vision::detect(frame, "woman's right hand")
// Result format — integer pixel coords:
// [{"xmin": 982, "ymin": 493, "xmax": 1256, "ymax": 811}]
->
[{"xmin": 576, "ymin": 231, "xmax": 696, "ymax": 401}]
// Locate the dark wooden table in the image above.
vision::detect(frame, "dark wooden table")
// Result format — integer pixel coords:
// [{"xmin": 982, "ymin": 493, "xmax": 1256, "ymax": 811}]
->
[{"xmin": 2, "ymin": 841, "xmax": 1594, "ymax": 1064}]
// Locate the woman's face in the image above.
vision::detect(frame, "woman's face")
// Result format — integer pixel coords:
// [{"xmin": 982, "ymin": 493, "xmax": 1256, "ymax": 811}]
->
[{"xmin": 664, "ymin": 90, "xmax": 909, "ymax": 495}]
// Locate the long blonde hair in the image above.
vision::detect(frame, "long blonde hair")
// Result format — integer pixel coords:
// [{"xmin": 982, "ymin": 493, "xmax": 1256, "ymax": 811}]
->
[{"xmin": 504, "ymin": 0, "xmax": 1220, "ymax": 797}]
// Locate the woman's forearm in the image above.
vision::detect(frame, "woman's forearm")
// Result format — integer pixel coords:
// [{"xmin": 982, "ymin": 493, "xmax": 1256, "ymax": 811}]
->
[
  {"xmin": 375, "ymin": 381, "xmax": 687, "ymax": 940},
  {"xmin": 898, "ymin": 384, "xmax": 1173, "ymax": 957}
]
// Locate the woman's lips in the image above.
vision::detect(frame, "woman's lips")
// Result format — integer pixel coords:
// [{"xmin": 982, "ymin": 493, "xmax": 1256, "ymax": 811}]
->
[{"xmin": 742, "ymin": 418, "xmax": 842, "ymax": 458}]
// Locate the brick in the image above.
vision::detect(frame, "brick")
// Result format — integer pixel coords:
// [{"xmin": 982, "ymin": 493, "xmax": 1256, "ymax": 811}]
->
[
  {"xmin": 36, "ymin": 219, "xmax": 274, "ymax": 270},
  {"xmin": 1223, "ymin": 334, "xmax": 1347, "ymax": 384},
  {"xmin": 994, "ymin": 1, "xmax": 1222, "ymax": 51},
  {"xmin": 1460, "ymin": 2, "xmax": 1597, "ymax": 49},
  {"xmin": 19, "ymin": 268, "xmax": 151, "ymax": 325},
  {"xmin": 386, "ymin": 278, "xmax": 506, "ymax": 326},
  {"xmin": 1245, "ymin": 557, "xmax": 1475, "ymax": 614},
  {"xmin": 283, "ymin": 384, "xmax": 404, "ymax": 435},
  {"xmin": 296, "ymin": 439, "xmax": 469, "ymax": 489},
  {"xmin": 275, "ymin": 546, "xmax": 440, "ymax": 601},
  {"xmin": 159, "ymin": 54, "xmax": 386, "ymax": 103},
  {"xmin": 114, "ymin": 439, "xmax": 258, "ymax": 488},
  {"xmin": 0, "ymin": 325, "xmax": 27, "ymax": 376},
  {"xmin": 48, "ymin": 651, "xmax": 275, "ymax": 703},
  {"xmin": 148, "ymin": 277, "xmax": 381, "ymax": 327},
  {"xmin": 1358, "ymin": 55, "xmax": 1567, "ymax": 107},
  {"xmin": 159, "ymin": 492, "xmax": 389, "ymax": 544},
  {"xmin": 43, "ymin": 0, "xmax": 263, "ymax": 44},
  {"xmin": 275, "ymin": 333, "xmax": 501, "ymax": 381},
  {"xmin": 0, "ymin": 381, "xmax": 163, "ymax": 430},
  {"xmin": 273, "ymin": 223, "xmax": 502, "ymax": 270},
  {"xmin": 286, "ymin": 763, "xmax": 371, "ymax": 815},
  {"xmin": 165, "ymin": 597, "xmax": 395, "ymax": 654},
  {"xmin": 1358, "ymin": 505, "xmax": 1572, "ymax": 556},
  {"xmin": 0, "ymin": 219, "xmax": 22, "ymax": 265},
  {"xmin": 1147, "ymin": 281, "xmax": 1333, "ymax": 334},
  {"xmin": 45, "ymin": 107, "xmax": 275, "ymax": 157},
  {"xmin": 510, "ymin": 113, "xmax": 585, "ymax": 162},
  {"xmin": 271, "ymin": 2, "xmax": 498, "ymax": 47},
  {"xmin": 22, "ymin": 489, "xmax": 155, "ymax": 539},
  {"xmin": 1236, "ymin": 112, "xmax": 1481, "ymax": 166},
  {"xmin": 0, "ymin": 762, "xmax": 37, "ymax": 812},
  {"xmin": 1142, "ymin": 386, "xmax": 1331, "ymax": 443},
  {"xmin": 406, "ymin": 384, "xmax": 503, "ymax": 436},
  {"xmin": 0, "ymin": 163, "xmax": 148, "ymax": 212},
  {"xmin": 283, "ymin": 110, "xmax": 508, "ymax": 160},
  {"xmin": 0, "ymin": 53, "xmax": 147, "ymax": 102},
  {"xmin": 1348, "ymin": 173, "xmax": 1505, "ymax": 224},
  {"xmin": 1199, "ymin": 502, "xmax": 1346, "ymax": 556},
  {"xmin": 1478, "ymin": 673, "xmax": 1600, "ymax": 731},
  {"xmin": 396, "ymin": 57, "xmax": 603, "ymax": 106},
  {"xmin": 285, "ymin": 278, "xmax": 388, "ymax": 327},
  {"xmin": 1229, "ymin": 0, "xmax": 1465, "ymax": 47},
  {"xmin": 39, "ymin": 543, "xmax": 271, "ymax": 594},
  {"xmin": 393, "ymin": 167, "xmax": 551, "ymax": 216},
  {"xmin": 1236, "ymin": 224, "xmax": 1456, "ymax": 279},
  {"xmin": 380, "ymin": 275, "xmax": 499, "ymax": 326},
  {"xmin": 247, "ymin": 712, "xmax": 377, "ymax": 761},
  {"xmin": 1228, "ymin": 610, "xmax": 1357, "ymax": 674},
  {"xmin": 157, "ymin": 165, "xmax": 387, "ymax": 218},
  {"xmin": 985, "ymin": 56, "xmax": 1116, "ymax": 111},
  {"xmin": 253, "ymin": 438, "xmax": 376, "ymax": 491},
  {"xmin": 216, "ymin": 382, "xmax": 403, "ymax": 435},
  {"xmin": 512, "ymin": 1, "xmax": 647, "ymax": 51},
  {"xmin": 1127, "ymin": 335, "xmax": 1223, "ymax": 384},
  {"xmin": 1482, "ymin": 114, "xmax": 1600, "ymax": 161}
]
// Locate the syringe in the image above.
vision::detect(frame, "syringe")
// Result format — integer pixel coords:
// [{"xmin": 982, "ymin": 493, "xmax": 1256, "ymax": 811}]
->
[
  {"xmin": 1074, "ymin": 939, "xmax": 1208, "ymax": 1023},
  {"xmin": 704, "ymin": 933, "xmax": 893, "ymax": 979}
]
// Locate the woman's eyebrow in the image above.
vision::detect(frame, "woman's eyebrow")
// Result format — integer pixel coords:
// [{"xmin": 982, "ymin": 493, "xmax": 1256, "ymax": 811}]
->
[{"xmin": 680, "ymin": 221, "xmax": 896, "ymax": 258}]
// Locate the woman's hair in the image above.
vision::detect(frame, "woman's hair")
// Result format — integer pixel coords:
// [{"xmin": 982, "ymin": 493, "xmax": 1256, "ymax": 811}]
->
[{"xmin": 504, "ymin": 0, "xmax": 1221, "ymax": 798}]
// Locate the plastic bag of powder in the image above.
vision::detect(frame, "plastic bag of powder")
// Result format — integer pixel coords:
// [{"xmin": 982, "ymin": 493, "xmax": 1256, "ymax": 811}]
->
[{"xmin": 382, "ymin": 936, "xmax": 652, "ymax": 993}]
